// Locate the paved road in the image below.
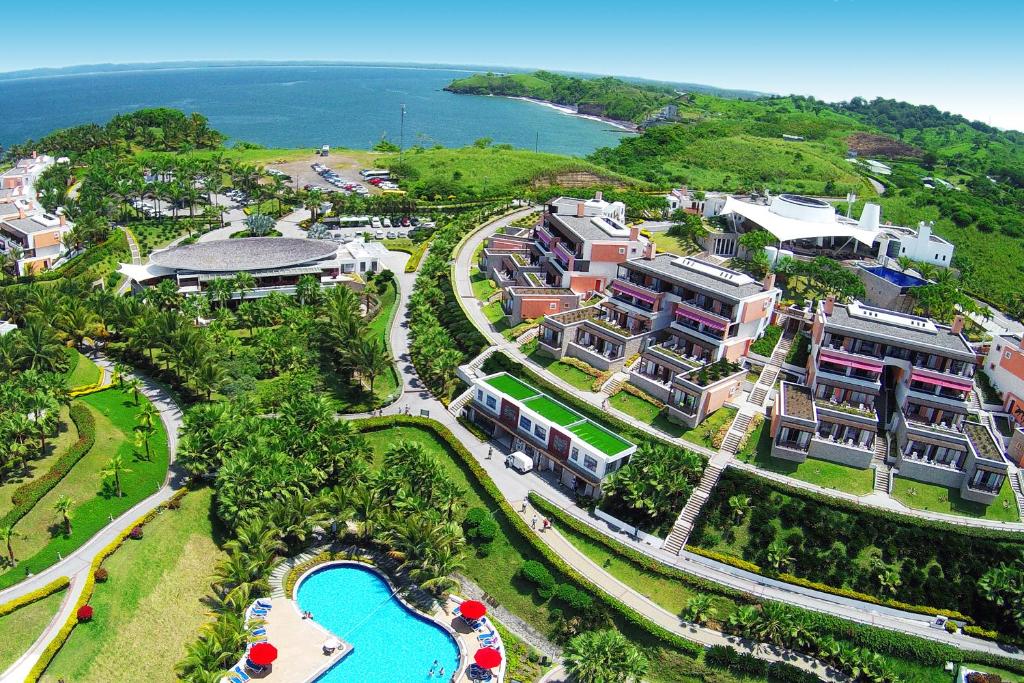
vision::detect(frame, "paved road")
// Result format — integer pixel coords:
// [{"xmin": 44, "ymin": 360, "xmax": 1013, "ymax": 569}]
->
[{"xmin": 0, "ymin": 361, "xmax": 186, "ymax": 683}]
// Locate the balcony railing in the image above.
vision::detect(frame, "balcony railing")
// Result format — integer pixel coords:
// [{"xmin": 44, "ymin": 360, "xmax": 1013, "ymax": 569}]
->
[
  {"xmin": 814, "ymin": 399, "xmax": 877, "ymax": 419},
  {"xmin": 776, "ymin": 439, "xmax": 810, "ymax": 454}
]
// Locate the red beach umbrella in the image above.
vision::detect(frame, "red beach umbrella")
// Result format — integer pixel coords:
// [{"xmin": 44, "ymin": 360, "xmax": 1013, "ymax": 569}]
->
[
  {"xmin": 249, "ymin": 642, "xmax": 278, "ymax": 666},
  {"xmin": 475, "ymin": 647, "xmax": 502, "ymax": 669},
  {"xmin": 460, "ymin": 600, "xmax": 487, "ymax": 620}
]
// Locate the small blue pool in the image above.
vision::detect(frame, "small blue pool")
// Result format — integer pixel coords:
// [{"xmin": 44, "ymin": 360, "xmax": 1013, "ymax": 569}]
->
[
  {"xmin": 297, "ymin": 564, "xmax": 460, "ymax": 683},
  {"xmin": 863, "ymin": 266, "xmax": 927, "ymax": 289}
]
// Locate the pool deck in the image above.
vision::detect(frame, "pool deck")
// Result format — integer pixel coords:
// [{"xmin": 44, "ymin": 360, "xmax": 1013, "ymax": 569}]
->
[
  {"xmin": 441, "ymin": 597, "xmax": 507, "ymax": 683},
  {"xmin": 238, "ymin": 597, "xmax": 350, "ymax": 683}
]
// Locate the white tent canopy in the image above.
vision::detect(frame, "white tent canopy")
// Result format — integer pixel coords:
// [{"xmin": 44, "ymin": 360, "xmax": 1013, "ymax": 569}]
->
[{"xmin": 721, "ymin": 195, "xmax": 882, "ymax": 247}]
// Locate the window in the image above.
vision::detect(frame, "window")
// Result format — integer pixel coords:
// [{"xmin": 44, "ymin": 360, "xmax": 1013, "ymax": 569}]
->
[
  {"xmin": 476, "ymin": 390, "xmax": 484, "ymax": 401},
  {"xmin": 534, "ymin": 424, "xmax": 547, "ymax": 440},
  {"xmin": 1007, "ymin": 352, "xmax": 1013, "ymax": 360},
  {"xmin": 549, "ymin": 303, "xmax": 556, "ymax": 310},
  {"xmin": 485, "ymin": 395, "xmax": 497, "ymax": 410},
  {"xmin": 618, "ymin": 248, "xmax": 625, "ymax": 254},
  {"xmin": 360, "ymin": 262, "xmax": 366, "ymax": 272},
  {"xmin": 519, "ymin": 416, "xmax": 532, "ymax": 432},
  {"xmin": 570, "ymin": 447, "xmax": 579, "ymax": 460},
  {"xmin": 584, "ymin": 455, "xmax": 598, "ymax": 471}
]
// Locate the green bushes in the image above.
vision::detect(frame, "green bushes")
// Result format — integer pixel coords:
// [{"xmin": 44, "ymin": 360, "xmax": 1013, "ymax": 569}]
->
[
  {"xmin": 690, "ymin": 468, "xmax": 1024, "ymax": 634},
  {"xmin": 1, "ymin": 404, "xmax": 96, "ymax": 529},
  {"xmin": 705, "ymin": 646, "xmax": 820, "ymax": 683},
  {"xmin": 463, "ymin": 507, "xmax": 499, "ymax": 556},
  {"xmin": 785, "ymin": 332, "xmax": 811, "ymax": 368},
  {"xmin": 0, "ymin": 577, "xmax": 69, "ymax": 618},
  {"xmin": 750, "ymin": 324, "xmax": 782, "ymax": 357}
]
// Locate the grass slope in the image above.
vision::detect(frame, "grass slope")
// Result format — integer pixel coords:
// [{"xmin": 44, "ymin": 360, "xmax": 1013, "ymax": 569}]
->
[
  {"xmin": 892, "ymin": 477, "xmax": 1019, "ymax": 523},
  {"xmin": 0, "ymin": 588, "xmax": 67, "ymax": 673},
  {"xmin": 0, "ymin": 407, "xmax": 78, "ymax": 521},
  {"xmin": 65, "ymin": 350, "xmax": 101, "ymax": 389},
  {"xmin": 41, "ymin": 488, "xmax": 225, "ymax": 683},
  {"xmin": 0, "ymin": 389, "xmax": 169, "ymax": 590}
]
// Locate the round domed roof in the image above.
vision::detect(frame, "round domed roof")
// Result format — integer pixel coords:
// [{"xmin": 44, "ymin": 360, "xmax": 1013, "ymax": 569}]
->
[
  {"xmin": 150, "ymin": 238, "xmax": 337, "ymax": 272},
  {"xmin": 769, "ymin": 194, "xmax": 836, "ymax": 223}
]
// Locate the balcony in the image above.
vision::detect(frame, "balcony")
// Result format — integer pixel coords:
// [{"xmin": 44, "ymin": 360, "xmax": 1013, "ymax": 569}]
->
[
  {"xmin": 814, "ymin": 399, "xmax": 877, "ymax": 420},
  {"xmin": 671, "ymin": 316, "xmax": 727, "ymax": 343},
  {"xmin": 612, "ymin": 277, "xmax": 662, "ymax": 298},
  {"xmin": 776, "ymin": 439, "xmax": 810, "ymax": 454},
  {"xmin": 814, "ymin": 366, "xmax": 881, "ymax": 390},
  {"xmin": 646, "ymin": 343, "xmax": 702, "ymax": 371},
  {"xmin": 608, "ymin": 295, "xmax": 656, "ymax": 316},
  {"xmin": 901, "ymin": 449, "xmax": 965, "ymax": 472},
  {"xmin": 588, "ymin": 315, "xmax": 648, "ymax": 340},
  {"xmin": 821, "ymin": 342, "xmax": 885, "ymax": 364},
  {"xmin": 676, "ymin": 300, "xmax": 731, "ymax": 327}
]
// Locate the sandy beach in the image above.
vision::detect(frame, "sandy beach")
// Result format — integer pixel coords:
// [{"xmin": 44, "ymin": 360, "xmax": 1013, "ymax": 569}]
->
[{"xmin": 506, "ymin": 96, "xmax": 639, "ymax": 133}]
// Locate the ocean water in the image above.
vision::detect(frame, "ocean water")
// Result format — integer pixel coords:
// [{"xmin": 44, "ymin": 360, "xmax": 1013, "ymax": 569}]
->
[
  {"xmin": 0, "ymin": 64, "xmax": 632, "ymax": 156},
  {"xmin": 296, "ymin": 564, "xmax": 461, "ymax": 683}
]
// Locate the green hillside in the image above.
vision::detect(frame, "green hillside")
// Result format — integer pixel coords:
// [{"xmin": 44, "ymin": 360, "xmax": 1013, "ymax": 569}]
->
[{"xmin": 445, "ymin": 70, "xmax": 678, "ymax": 122}]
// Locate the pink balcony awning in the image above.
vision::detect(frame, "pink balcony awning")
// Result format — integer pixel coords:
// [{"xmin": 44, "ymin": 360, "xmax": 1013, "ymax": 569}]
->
[
  {"xmin": 553, "ymin": 242, "xmax": 573, "ymax": 263},
  {"xmin": 675, "ymin": 306, "xmax": 727, "ymax": 331},
  {"xmin": 536, "ymin": 228, "xmax": 553, "ymax": 247},
  {"xmin": 819, "ymin": 351, "xmax": 883, "ymax": 373},
  {"xmin": 611, "ymin": 281, "xmax": 657, "ymax": 304},
  {"xmin": 910, "ymin": 370, "xmax": 972, "ymax": 393}
]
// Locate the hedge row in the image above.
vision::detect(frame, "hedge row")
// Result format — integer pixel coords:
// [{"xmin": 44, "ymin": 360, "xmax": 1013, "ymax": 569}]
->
[
  {"xmin": 352, "ymin": 415, "xmax": 704, "ymax": 658},
  {"xmin": 2, "ymin": 404, "xmax": 96, "ymax": 529},
  {"xmin": 0, "ymin": 577, "xmax": 70, "ymax": 618},
  {"xmin": 721, "ymin": 466, "xmax": 1024, "ymax": 543},
  {"xmin": 705, "ymin": 645, "xmax": 821, "ymax": 683},
  {"xmin": 404, "ymin": 237, "xmax": 432, "ymax": 273},
  {"xmin": 27, "ymin": 485, "xmax": 191, "ymax": 682},
  {"xmin": 684, "ymin": 544, "xmax": 973, "ymax": 624},
  {"xmin": 529, "ymin": 493, "xmax": 1024, "ymax": 674}
]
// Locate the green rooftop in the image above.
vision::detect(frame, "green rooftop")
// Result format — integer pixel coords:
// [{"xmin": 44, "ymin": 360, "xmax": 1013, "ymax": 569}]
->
[
  {"xmin": 569, "ymin": 421, "xmax": 632, "ymax": 457},
  {"xmin": 523, "ymin": 395, "xmax": 583, "ymax": 426},
  {"xmin": 485, "ymin": 373, "xmax": 540, "ymax": 401}
]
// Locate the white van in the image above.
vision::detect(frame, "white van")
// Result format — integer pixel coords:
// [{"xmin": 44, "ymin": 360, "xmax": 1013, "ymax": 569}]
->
[
  {"xmin": 370, "ymin": 217, "xmax": 382, "ymax": 229},
  {"xmin": 505, "ymin": 451, "xmax": 534, "ymax": 474}
]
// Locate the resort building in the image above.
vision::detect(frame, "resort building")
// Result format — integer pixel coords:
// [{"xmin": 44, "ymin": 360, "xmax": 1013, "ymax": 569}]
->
[
  {"xmin": 466, "ymin": 372, "xmax": 636, "ymax": 496},
  {"xmin": 536, "ymin": 252, "xmax": 778, "ymax": 427},
  {"xmin": 706, "ymin": 193, "xmax": 954, "ymax": 267},
  {"xmin": 0, "ymin": 211, "xmax": 75, "ymax": 275},
  {"xmin": 119, "ymin": 237, "xmax": 384, "ymax": 299},
  {"xmin": 770, "ymin": 297, "xmax": 1007, "ymax": 503},
  {"xmin": 983, "ymin": 335, "xmax": 1024, "ymax": 425},
  {"xmin": 478, "ymin": 193, "xmax": 649, "ymax": 324}
]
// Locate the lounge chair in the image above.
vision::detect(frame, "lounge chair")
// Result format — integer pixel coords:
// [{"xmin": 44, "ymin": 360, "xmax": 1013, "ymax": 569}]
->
[
  {"xmin": 228, "ymin": 677, "xmax": 244, "ymax": 683},
  {"xmin": 250, "ymin": 607, "xmax": 268, "ymax": 615},
  {"xmin": 251, "ymin": 627, "xmax": 266, "ymax": 636},
  {"xmin": 232, "ymin": 665, "xmax": 251, "ymax": 682},
  {"xmin": 255, "ymin": 599, "xmax": 272, "ymax": 610}
]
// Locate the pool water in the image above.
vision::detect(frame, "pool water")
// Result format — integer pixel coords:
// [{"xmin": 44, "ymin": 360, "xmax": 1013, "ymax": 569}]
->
[
  {"xmin": 864, "ymin": 266, "xmax": 927, "ymax": 288},
  {"xmin": 297, "ymin": 564, "xmax": 460, "ymax": 683}
]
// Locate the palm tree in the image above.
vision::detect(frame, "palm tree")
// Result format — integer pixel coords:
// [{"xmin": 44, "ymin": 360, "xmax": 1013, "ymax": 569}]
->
[
  {"xmin": 361, "ymin": 279, "xmax": 380, "ymax": 316},
  {"xmin": 0, "ymin": 526, "xmax": 24, "ymax": 565},
  {"xmin": 206, "ymin": 277, "xmax": 233, "ymax": 310},
  {"xmin": 295, "ymin": 274, "xmax": 321, "ymax": 308},
  {"xmin": 57, "ymin": 303, "xmax": 102, "ymax": 349},
  {"xmin": 16, "ymin": 320, "xmax": 65, "ymax": 372},
  {"xmin": 135, "ymin": 402, "xmax": 159, "ymax": 460},
  {"xmin": 727, "ymin": 494, "xmax": 752, "ymax": 523},
  {"xmin": 682, "ymin": 594, "xmax": 716, "ymax": 625},
  {"xmin": 25, "ymin": 391, "xmax": 57, "ymax": 457},
  {"xmin": 53, "ymin": 494, "xmax": 74, "ymax": 535},
  {"xmin": 100, "ymin": 453, "xmax": 132, "ymax": 497},
  {"xmin": 267, "ymin": 492, "xmax": 329, "ymax": 553},
  {"xmin": 124, "ymin": 376, "xmax": 143, "ymax": 405},
  {"xmin": 351, "ymin": 338, "xmax": 392, "ymax": 399},
  {"xmin": 896, "ymin": 255, "xmax": 914, "ymax": 272},
  {"xmin": 195, "ymin": 361, "xmax": 225, "ymax": 401},
  {"xmin": 563, "ymin": 629, "xmax": 648, "ymax": 683},
  {"xmin": 231, "ymin": 272, "xmax": 257, "ymax": 302}
]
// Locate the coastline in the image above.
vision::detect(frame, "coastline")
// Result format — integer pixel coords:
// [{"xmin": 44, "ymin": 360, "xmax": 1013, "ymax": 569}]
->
[{"xmin": 502, "ymin": 95, "xmax": 638, "ymax": 133}]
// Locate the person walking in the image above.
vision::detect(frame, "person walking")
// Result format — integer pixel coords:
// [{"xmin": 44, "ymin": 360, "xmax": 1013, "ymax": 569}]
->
[
  {"xmin": 487, "ymin": 446, "xmax": 493, "ymax": 460},
  {"xmin": 520, "ymin": 500, "xmax": 527, "ymax": 513},
  {"xmin": 531, "ymin": 515, "xmax": 538, "ymax": 529}
]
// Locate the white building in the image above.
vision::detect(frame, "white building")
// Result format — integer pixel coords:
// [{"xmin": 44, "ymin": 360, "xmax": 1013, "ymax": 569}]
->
[
  {"xmin": 875, "ymin": 221, "xmax": 955, "ymax": 267},
  {"xmin": 865, "ymin": 159, "xmax": 892, "ymax": 176}
]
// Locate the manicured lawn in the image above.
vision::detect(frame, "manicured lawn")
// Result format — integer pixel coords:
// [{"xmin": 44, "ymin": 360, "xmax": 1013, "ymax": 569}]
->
[
  {"xmin": 0, "ymin": 389, "xmax": 169, "ymax": 590},
  {"xmin": 737, "ymin": 425, "xmax": 874, "ymax": 496},
  {"xmin": 41, "ymin": 488, "xmax": 225, "ymax": 683},
  {"xmin": 525, "ymin": 352, "xmax": 596, "ymax": 393},
  {"xmin": 0, "ymin": 588, "xmax": 67, "ymax": 673},
  {"xmin": 128, "ymin": 221, "xmax": 203, "ymax": 257},
  {"xmin": 892, "ymin": 477, "xmax": 1020, "ymax": 523},
  {"xmin": 485, "ymin": 373, "xmax": 540, "ymax": 401},
  {"xmin": 681, "ymin": 406, "xmax": 737, "ymax": 449},
  {"xmin": 470, "ymin": 270, "xmax": 498, "ymax": 302},
  {"xmin": 0, "ymin": 407, "xmax": 77, "ymax": 521},
  {"xmin": 523, "ymin": 395, "xmax": 582, "ymax": 426},
  {"xmin": 650, "ymin": 232, "xmax": 695, "ymax": 256},
  {"xmin": 482, "ymin": 300, "xmax": 507, "ymax": 325},
  {"xmin": 608, "ymin": 391, "xmax": 688, "ymax": 438},
  {"xmin": 65, "ymin": 350, "xmax": 101, "ymax": 389},
  {"xmin": 569, "ymin": 421, "xmax": 632, "ymax": 457}
]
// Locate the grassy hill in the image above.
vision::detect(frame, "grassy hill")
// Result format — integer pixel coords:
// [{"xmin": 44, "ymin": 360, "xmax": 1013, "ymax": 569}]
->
[
  {"xmin": 445, "ymin": 70, "xmax": 678, "ymax": 123},
  {"xmin": 382, "ymin": 145, "xmax": 645, "ymax": 199}
]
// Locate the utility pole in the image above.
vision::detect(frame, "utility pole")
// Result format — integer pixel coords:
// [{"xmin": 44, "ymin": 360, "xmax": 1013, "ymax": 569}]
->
[
  {"xmin": 535, "ymin": 131, "xmax": 539, "ymax": 154},
  {"xmin": 400, "ymin": 104, "xmax": 406, "ymax": 156}
]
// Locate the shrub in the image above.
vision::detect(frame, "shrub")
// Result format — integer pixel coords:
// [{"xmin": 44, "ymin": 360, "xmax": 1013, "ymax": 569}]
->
[
  {"xmin": 76, "ymin": 605, "xmax": 94, "ymax": 622},
  {"xmin": 129, "ymin": 525, "xmax": 144, "ymax": 540},
  {"xmin": 750, "ymin": 325, "xmax": 782, "ymax": 357},
  {"xmin": 0, "ymin": 577, "xmax": 69, "ymax": 618},
  {"xmin": 520, "ymin": 560, "xmax": 555, "ymax": 591},
  {"xmin": 94, "ymin": 567, "xmax": 109, "ymax": 583},
  {"xmin": 2, "ymin": 405, "xmax": 96, "ymax": 529}
]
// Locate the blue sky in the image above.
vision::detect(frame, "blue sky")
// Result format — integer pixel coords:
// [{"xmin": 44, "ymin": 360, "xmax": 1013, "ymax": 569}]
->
[{"xmin": 9, "ymin": 0, "xmax": 1024, "ymax": 129}]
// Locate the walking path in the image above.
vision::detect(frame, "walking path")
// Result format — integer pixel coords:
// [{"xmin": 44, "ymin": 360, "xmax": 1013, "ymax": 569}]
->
[{"xmin": 0, "ymin": 359, "xmax": 185, "ymax": 683}]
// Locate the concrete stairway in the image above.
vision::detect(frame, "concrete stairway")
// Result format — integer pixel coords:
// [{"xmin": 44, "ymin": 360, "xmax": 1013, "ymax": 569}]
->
[
  {"xmin": 602, "ymin": 373, "xmax": 626, "ymax": 396},
  {"xmin": 269, "ymin": 547, "xmax": 326, "ymax": 598},
  {"xmin": 769, "ymin": 333, "xmax": 795, "ymax": 366},
  {"xmin": 721, "ymin": 411, "xmax": 753, "ymax": 454},
  {"xmin": 1009, "ymin": 471, "xmax": 1024, "ymax": 520},
  {"xmin": 517, "ymin": 326, "xmax": 540, "ymax": 345},
  {"xmin": 662, "ymin": 463, "xmax": 724, "ymax": 554},
  {"xmin": 448, "ymin": 388, "xmax": 474, "ymax": 417},
  {"xmin": 871, "ymin": 433, "xmax": 891, "ymax": 495},
  {"xmin": 748, "ymin": 330, "xmax": 794, "ymax": 407}
]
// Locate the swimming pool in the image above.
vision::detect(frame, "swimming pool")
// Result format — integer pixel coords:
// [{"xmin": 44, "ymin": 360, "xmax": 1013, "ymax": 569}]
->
[
  {"xmin": 863, "ymin": 266, "xmax": 927, "ymax": 289},
  {"xmin": 296, "ymin": 564, "xmax": 460, "ymax": 683}
]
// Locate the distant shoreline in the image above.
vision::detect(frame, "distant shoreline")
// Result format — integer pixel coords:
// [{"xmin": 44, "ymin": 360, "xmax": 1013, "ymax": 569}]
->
[{"xmin": 488, "ymin": 95, "xmax": 638, "ymax": 134}]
